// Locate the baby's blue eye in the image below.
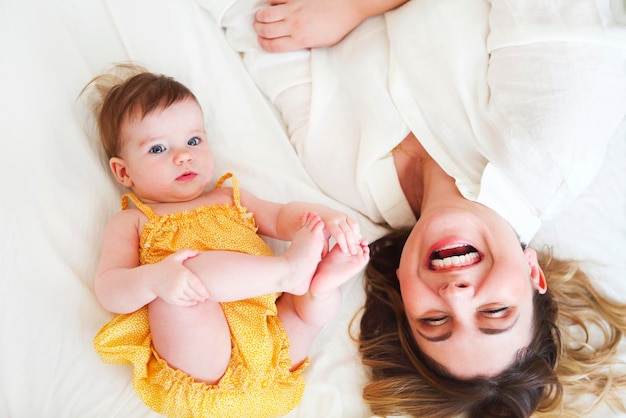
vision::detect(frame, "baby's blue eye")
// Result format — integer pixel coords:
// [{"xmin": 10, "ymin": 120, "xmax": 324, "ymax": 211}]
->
[
  {"xmin": 149, "ymin": 145, "xmax": 166, "ymax": 154},
  {"xmin": 187, "ymin": 137, "xmax": 200, "ymax": 146}
]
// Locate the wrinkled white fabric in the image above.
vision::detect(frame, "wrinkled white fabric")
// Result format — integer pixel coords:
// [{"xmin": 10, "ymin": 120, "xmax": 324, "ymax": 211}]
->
[
  {"xmin": 387, "ymin": 0, "xmax": 626, "ymax": 242},
  {"xmin": 203, "ymin": 0, "xmax": 626, "ymax": 243}
]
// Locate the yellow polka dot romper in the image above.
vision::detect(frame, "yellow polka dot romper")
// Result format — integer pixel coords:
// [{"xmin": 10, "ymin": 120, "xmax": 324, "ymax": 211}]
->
[{"xmin": 93, "ymin": 173, "xmax": 308, "ymax": 418}]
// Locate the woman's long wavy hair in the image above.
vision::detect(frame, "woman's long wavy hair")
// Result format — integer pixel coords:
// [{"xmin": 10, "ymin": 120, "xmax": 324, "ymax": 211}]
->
[{"xmin": 358, "ymin": 230, "xmax": 626, "ymax": 418}]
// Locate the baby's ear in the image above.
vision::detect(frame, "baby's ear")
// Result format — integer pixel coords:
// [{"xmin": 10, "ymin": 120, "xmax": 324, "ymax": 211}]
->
[{"xmin": 109, "ymin": 157, "xmax": 132, "ymax": 187}]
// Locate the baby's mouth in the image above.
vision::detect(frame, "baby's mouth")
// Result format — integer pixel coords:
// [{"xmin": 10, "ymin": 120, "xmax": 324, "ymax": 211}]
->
[
  {"xmin": 429, "ymin": 244, "xmax": 482, "ymax": 271},
  {"xmin": 177, "ymin": 171, "xmax": 197, "ymax": 181}
]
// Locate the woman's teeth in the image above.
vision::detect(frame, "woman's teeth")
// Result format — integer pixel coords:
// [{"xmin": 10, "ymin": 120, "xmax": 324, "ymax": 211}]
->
[
  {"xmin": 430, "ymin": 251, "xmax": 480, "ymax": 270},
  {"xmin": 429, "ymin": 244, "xmax": 481, "ymax": 270}
]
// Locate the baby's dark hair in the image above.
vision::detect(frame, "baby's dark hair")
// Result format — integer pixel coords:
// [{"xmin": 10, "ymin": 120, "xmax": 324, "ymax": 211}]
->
[{"xmin": 83, "ymin": 64, "xmax": 198, "ymax": 159}]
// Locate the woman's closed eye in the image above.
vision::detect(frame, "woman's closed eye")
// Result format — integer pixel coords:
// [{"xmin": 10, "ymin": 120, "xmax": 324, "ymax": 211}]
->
[
  {"xmin": 480, "ymin": 306, "xmax": 511, "ymax": 319},
  {"xmin": 419, "ymin": 306, "xmax": 510, "ymax": 326},
  {"xmin": 420, "ymin": 315, "xmax": 449, "ymax": 326}
]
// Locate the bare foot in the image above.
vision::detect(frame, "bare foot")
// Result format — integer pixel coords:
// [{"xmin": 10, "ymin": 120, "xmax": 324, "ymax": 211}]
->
[
  {"xmin": 281, "ymin": 212, "xmax": 326, "ymax": 295},
  {"xmin": 309, "ymin": 239, "xmax": 370, "ymax": 296}
]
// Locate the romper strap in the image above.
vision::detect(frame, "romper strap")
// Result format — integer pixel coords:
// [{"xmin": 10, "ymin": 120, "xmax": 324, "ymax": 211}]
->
[
  {"xmin": 215, "ymin": 172, "xmax": 245, "ymax": 213},
  {"xmin": 121, "ymin": 193, "xmax": 157, "ymax": 219}
]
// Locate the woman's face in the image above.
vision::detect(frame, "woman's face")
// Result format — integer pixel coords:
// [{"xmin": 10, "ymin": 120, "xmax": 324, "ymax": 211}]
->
[{"xmin": 397, "ymin": 204, "xmax": 546, "ymax": 378}]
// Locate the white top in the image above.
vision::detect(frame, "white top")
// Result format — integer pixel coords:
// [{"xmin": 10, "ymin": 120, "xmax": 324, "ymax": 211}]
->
[{"xmin": 200, "ymin": 0, "xmax": 626, "ymax": 244}]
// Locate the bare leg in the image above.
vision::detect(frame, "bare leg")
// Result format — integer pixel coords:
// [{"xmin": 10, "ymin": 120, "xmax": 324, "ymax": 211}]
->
[
  {"xmin": 278, "ymin": 239, "xmax": 370, "ymax": 368},
  {"xmin": 183, "ymin": 211, "xmax": 326, "ymax": 301},
  {"xmin": 149, "ymin": 212, "xmax": 327, "ymax": 383},
  {"xmin": 285, "ymin": 212, "xmax": 326, "ymax": 295},
  {"xmin": 149, "ymin": 298, "xmax": 231, "ymax": 384},
  {"xmin": 309, "ymin": 239, "xmax": 370, "ymax": 296}
]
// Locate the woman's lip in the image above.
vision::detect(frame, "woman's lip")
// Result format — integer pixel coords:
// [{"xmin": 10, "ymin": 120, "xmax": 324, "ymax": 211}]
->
[
  {"xmin": 426, "ymin": 238, "xmax": 483, "ymax": 271},
  {"xmin": 427, "ymin": 237, "xmax": 476, "ymax": 256}
]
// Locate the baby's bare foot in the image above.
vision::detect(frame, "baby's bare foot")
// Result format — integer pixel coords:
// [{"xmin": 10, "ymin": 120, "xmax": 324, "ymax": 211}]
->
[
  {"xmin": 309, "ymin": 239, "xmax": 370, "ymax": 296},
  {"xmin": 281, "ymin": 212, "xmax": 326, "ymax": 295}
]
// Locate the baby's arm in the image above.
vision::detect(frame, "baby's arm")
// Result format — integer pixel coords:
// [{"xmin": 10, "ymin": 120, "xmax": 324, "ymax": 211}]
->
[
  {"xmin": 94, "ymin": 211, "xmax": 209, "ymax": 314},
  {"xmin": 96, "ymin": 209, "xmax": 325, "ymax": 310},
  {"xmin": 254, "ymin": 0, "xmax": 409, "ymax": 51}
]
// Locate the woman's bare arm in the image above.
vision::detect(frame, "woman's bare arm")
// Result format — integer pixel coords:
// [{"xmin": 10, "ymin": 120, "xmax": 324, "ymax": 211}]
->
[{"xmin": 254, "ymin": 0, "xmax": 409, "ymax": 51}]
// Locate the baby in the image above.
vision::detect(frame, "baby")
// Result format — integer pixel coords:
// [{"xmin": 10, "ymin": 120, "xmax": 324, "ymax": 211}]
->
[{"xmin": 85, "ymin": 64, "xmax": 369, "ymax": 417}]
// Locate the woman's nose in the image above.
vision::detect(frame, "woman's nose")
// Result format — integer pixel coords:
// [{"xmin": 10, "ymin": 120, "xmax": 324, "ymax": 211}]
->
[{"xmin": 439, "ymin": 281, "xmax": 474, "ymax": 299}]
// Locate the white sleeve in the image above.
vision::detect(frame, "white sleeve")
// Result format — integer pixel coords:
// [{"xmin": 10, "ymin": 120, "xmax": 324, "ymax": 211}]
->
[
  {"xmin": 197, "ymin": 0, "xmax": 312, "ymax": 144},
  {"xmin": 387, "ymin": 0, "xmax": 626, "ymax": 229},
  {"xmin": 196, "ymin": 0, "xmax": 237, "ymax": 24},
  {"xmin": 483, "ymin": 0, "xmax": 626, "ymax": 220}
]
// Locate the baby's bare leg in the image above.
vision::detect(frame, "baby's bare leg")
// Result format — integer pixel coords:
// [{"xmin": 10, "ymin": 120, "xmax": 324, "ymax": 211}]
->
[
  {"xmin": 309, "ymin": 239, "xmax": 370, "ymax": 296},
  {"xmin": 149, "ymin": 298, "xmax": 231, "ymax": 384},
  {"xmin": 147, "ymin": 214, "xmax": 326, "ymax": 382},
  {"xmin": 283, "ymin": 212, "xmax": 326, "ymax": 295},
  {"xmin": 278, "ymin": 239, "xmax": 370, "ymax": 368},
  {"xmin": 183, "ymin": 212, "xmax": 325, "ymax": 301}
]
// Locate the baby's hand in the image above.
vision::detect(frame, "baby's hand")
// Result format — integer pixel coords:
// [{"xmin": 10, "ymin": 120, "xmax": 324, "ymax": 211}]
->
[
  {"xmin": 319, "ymin": 212, "xmax": 362, "ymax": 256},
  {"xmin": 254, "ymin": 0, "xmax": 366, "ymax": 52},
  {"xmin": 152, "ymin": 249, "xmax": 209, "ymax": 306}
]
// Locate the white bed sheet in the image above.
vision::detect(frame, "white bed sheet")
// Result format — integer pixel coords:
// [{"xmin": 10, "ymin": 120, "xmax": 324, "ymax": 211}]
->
[{"xmin": 0, "ymin": 0, "xmax": 624, "ymax": 417}]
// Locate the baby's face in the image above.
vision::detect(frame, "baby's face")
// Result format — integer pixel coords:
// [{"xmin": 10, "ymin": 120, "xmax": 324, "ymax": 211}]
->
[{"xmin": 114, "ymin": 98, "xmax": 214, "ymax": 204}]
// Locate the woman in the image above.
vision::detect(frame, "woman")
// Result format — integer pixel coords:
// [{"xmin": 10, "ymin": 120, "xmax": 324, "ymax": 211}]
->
[{"xmin": 200, "ymin": 0, "xmax": 626, "ymax": 416}]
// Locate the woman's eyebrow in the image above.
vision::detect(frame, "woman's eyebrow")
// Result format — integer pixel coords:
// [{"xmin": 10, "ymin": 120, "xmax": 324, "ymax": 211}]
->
[
  {"xmin": 415, "ymin": 330, "xmax": 452, "ymax": 342},
  {"xmin": 478, "ymin": 313, "xmax": 520, "ymax": 335}
]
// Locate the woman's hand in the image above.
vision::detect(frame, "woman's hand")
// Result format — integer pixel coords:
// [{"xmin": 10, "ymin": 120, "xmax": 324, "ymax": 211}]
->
[
  {"xmin": 152, "ymin": 249, "xmax": 209, "ymax": 306},
  {"xmin": 254, "ymin": 0, "xmax": 366, "ymax": 51}
]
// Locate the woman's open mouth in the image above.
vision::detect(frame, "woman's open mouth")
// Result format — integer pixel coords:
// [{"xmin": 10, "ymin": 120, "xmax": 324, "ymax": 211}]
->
[{"xmin": 429, "ymin": 244, "xmax": 482, "ymax": 271}]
